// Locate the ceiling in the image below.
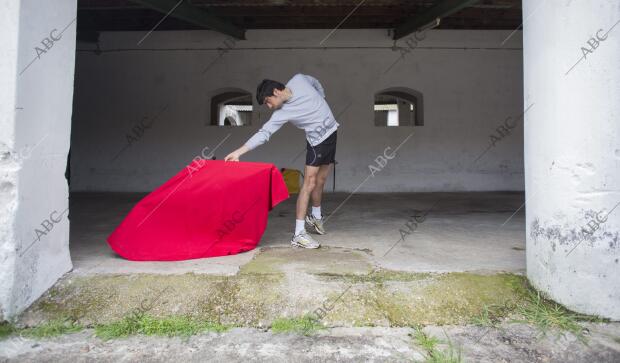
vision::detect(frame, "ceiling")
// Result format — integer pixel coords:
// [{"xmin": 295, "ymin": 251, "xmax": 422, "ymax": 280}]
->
[{"xmin": 77, "ymin": 0, "xmax": 522, "ymax": 40}]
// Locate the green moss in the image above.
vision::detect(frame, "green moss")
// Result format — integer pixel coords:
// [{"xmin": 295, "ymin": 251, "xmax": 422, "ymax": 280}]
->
[
  {"xmin": 193, "ymin": 274, "xmax": 283, "ymax": 326},
  {"xmin": 239, "ymin": 249, "xmax": 288, "ymax": 275},
  {"xmin": 314, "ymin": 269, "xmax": 431, "ymax": 284},
  {"xmin": 415, "ymin": 273, "xmax": 529, "ymax": 325},
  {"xmin": 20, "ymin": 319, "xmax": 83, "ymax": 338},
  {"xmin": 95, "ymin": 314, "xmax": 229, "ymax": 340},
  {"xmin": 20, "ymin": 258, "xmax": 603, "ymax": 341},
  {"xmin": 271, "ymin": 315, "xmax": 324, "ymax": 336},
  {"xmin": 321, "ymin": 272, "xmax": 530, "ymax": 326},
  {"xmin": 29, "ymin": 273, "xmax": 283, "ymax": 327},
  {"xmin": 34, "ymin": 277, "xmax": 120, "ymax": 324},
  {"xmin": 240, "ymin": 247, "xmax": 372, "ymax": 276},
  {"xmin": 0, "ymin": 321, "xmax": 16, "ymax": 339}
]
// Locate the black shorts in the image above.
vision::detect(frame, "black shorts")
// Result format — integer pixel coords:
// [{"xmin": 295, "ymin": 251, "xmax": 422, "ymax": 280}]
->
[{"xmin": 306, "ymin": 130, "xmax": 337, "ymax": 166}]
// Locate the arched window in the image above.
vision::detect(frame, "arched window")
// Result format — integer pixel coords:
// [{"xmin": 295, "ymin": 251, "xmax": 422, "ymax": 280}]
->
[
  {"xmin": 374, "ymin": 88, "xmax": 424, "ymax": 127},
  {"xmin": 210, "ymin": 89, "xmax": 253, "ymax": 126}
]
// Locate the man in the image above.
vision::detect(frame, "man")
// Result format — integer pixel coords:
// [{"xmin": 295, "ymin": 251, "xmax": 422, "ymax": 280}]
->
[{"xmin": 224, "ymin": 73, "xmax": 339, "ymax": 249}]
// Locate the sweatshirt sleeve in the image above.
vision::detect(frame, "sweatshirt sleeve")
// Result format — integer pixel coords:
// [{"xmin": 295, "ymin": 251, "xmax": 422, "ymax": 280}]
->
[
  {"xmin": 244, "ymin": 110, "xmax": 289, "ymax": 150},
  {"xmin": 303, "ymin": 74, "xmax": 325, "ymax": 98}
]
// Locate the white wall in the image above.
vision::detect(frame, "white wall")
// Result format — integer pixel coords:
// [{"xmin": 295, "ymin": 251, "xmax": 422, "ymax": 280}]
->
[
  {"xmin": 0, "ymin": 0, "xmax": 76, "ymax": 320},
  {"xmin": 71, "ymin": 29, "xmax": 523, "ymax": 193},
  {"xmin": 524, "ymin": 0, "xmax": 620, "ymax": 319}
]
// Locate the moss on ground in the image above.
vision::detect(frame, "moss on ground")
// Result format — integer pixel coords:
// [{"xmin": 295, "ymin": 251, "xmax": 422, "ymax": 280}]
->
[
  {"xmin": 0, "ymin": 322, "xmax": 16, "ymax": 339},
  {"xmin": 318, "ymin": 272, "xmax": 531, "ymax": 326},
  {"xmin": 314, "ymin": 269, "xmax": 432, "ymax": 284},
  {"xmin": 239, "ymin": 249, "xmax": 288, "ymax": 275},
  {"xmin": 13, "ymin": 248, "xmax": 602, "ymax": 340},
  {"xmin": 240, "ymin": 247, "xmax": 372, "ymax": 276},
  {"xmin": 193, "ymin": 274, "xmax": 283, "ymax": 326},
  {"xmin": 21, "ymin": 271, "xmax": 540, "ymax": 330},
  {"xmin": 27, "ymin": 273, "xmax": 283, "ymax": 327}
]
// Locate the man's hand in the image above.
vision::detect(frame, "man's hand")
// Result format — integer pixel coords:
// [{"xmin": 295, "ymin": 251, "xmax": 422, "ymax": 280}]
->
[
  {"xmin": 224, "ymin": 145, "xmax": 250, "ymax": 162},
  {"xmin": 224, "ymin": 151, "xmax": 241, "ymax": 162}
]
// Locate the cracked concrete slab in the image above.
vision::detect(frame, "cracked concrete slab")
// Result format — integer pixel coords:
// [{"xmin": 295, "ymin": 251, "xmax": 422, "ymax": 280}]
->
[{"xmin": 1, "ymin": 324, "xmax": 619, "ymax": 362}]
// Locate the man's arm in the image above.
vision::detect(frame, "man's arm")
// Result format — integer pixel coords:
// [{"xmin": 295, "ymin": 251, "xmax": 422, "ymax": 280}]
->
[
  {"xmin": 224, "ymin": 111, "xmax": 288, "ymax": 161},
  {"xmin": 303, "ymin": 74, "xmax": 325, "ymax": 98}
]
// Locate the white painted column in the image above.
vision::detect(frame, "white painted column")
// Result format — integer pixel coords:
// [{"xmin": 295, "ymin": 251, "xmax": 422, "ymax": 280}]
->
[
  {"xmin": 524, "ymin": 0, "xmax": 620, "ymax": 319},
  {"xmin": 0, "ymin": 0, "xmax": 76, "ymax": 320}
]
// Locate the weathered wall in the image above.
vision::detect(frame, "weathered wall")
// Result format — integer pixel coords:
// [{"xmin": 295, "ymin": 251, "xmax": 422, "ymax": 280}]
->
[
  {"xmin": 70, "ymin": 29, "xmax": 524, "ymax": 192},
  {"xmin": 524, "ymin": 0, "xmax": 620, "ymax": 319},
  {"xmin": 0, "ymin": 0, "xmax": 76, "ymax": 320}
]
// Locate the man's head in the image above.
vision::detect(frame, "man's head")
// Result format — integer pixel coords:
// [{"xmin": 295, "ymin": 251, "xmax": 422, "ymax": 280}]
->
[{"xmin": 256, "ymin": 79, "xmax": 287, "ymax": 110}]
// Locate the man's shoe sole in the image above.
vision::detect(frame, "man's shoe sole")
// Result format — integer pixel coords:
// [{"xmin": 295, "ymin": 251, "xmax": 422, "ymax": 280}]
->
[
  {"xmin": 305, "ymin": 216, "xmax": 326, "ymax": 235},
  {"xmin": 290, "ymin": 241, "xmax": 321, "ymax": 249}
]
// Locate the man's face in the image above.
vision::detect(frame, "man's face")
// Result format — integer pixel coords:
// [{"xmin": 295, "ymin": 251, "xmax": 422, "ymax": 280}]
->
[{"xmin": 264, "ymin": 88, "xmax": 285, "ymax": 110}]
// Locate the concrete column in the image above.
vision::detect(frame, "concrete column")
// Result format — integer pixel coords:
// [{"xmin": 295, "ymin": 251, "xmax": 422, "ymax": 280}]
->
[
  {"xmin": 0, "ymin": 0, "xmax": 76, "ymax": 320},
  {"xmin": 524, "ymin": 0, "xmax": 620, "ymax": 319}
]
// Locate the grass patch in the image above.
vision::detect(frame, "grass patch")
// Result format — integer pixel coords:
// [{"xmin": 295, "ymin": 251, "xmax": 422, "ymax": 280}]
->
[
  {"xmin": 271, "ymin": 315, "xmax": 324, "ymax": 336},
  {"xmin": 413, "ymin": 327, "xmax": 440, "ymax": 352},
  {"xmin": 0, "ymin": 322, "xmax": 16, "ymax": 339},
  {"xmin": 20, "ymin": 319, "xmax": 83, "ymax": 338},
  {"xmin": 513, "ymin": 290, "xmax": 604, "ymax": 342},
  {"xmin": 469, "ymin": 284, "xmax": 606, "ymax": 343},
  {"xmin": 95, "ymin": 314, "xmax": 229, "ymax": 340},
  {"xmin": 411, "ymin": 327, "xmax": 463, "ymax": 363}
]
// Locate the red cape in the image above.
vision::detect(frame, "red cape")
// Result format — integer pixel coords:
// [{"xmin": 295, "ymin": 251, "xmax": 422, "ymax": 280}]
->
[{"xmin": 107, "ymin": 160, "xmax": 289, "ymax": 261}]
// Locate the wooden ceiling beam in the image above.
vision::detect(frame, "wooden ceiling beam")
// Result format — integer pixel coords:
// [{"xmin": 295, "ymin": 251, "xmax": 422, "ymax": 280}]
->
[
  {"xmin": 131, "ymin": 0, "xmax": 246, "ymax": 39},
  {"xmin": 393, "ymin": 0, "xmax": 479, "ymax": 40}
]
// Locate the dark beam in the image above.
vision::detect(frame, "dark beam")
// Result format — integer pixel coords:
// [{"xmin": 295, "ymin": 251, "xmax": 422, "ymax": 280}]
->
[
  {"xmin": 131, "ymin": 0, "xmax": 245, "ymax": 39},
  {"xmin": 393, "ymin": 0, "xmax": 479, "ymax": 40}
]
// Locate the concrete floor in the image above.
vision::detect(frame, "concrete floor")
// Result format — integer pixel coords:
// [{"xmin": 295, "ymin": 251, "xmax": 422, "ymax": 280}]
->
[
  {"xmin": 4, "ymin": 323, "xmax": 620, "ymax": 363},
  {"xmin": 69, "ymin": 191, "xmax": 526, "ymax": 275},
  {"xmin": 16, "ymin": 193, "xmax": 618, "ymax": 363}
]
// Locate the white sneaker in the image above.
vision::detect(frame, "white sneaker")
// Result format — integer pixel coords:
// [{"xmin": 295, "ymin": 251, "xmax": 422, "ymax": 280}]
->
[
  {"xmin": 305, "ymin": 215, "xmax": 326, "ymax": 235},
  {"xmin": 291, "ymin": 231, "xmax": 321, "ymax": 249}
]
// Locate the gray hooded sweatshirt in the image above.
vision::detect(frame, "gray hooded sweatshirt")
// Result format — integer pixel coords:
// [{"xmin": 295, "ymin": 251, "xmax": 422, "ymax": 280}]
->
[{"xmin": 244, "ymin": 73, "xmax": 339, "ymax": 150}]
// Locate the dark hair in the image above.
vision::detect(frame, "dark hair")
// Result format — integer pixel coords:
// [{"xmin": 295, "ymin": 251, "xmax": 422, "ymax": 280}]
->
[{"xmin": 256, "ymin": 79, "xmax": 285, "ymax": 105}]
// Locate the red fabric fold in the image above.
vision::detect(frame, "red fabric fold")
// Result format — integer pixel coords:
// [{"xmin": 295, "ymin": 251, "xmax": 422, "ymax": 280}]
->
[{"xmin": 106, "ymin": 160, "xmax": 289, "ymax": 261}]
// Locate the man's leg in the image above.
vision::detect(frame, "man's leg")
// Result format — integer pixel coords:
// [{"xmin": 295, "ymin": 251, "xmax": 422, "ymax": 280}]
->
[
  {"xmin": 296, "ymin": 165, "xmax": 320, "ymax": 221},
  {"xmin": 291, "ymin": 165, "xmax": 321, "ymax": 248},
  {"xmin": 304, "ymin": 163, "xmax": 332, "ymax": 235},
  {"xmin": 310, "ymin": 163, "xmax": 332, "ymax": 215}
]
